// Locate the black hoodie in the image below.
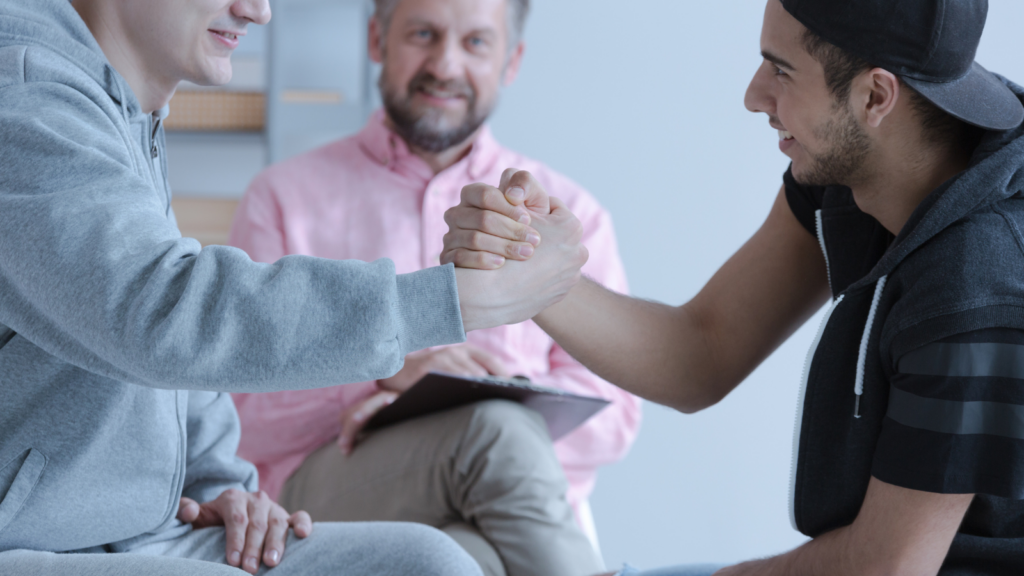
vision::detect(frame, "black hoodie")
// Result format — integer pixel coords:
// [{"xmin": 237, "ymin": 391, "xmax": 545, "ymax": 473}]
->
[{"xmin": 786, "ymin": 76, "xmax": 1024, "ymax": 575}]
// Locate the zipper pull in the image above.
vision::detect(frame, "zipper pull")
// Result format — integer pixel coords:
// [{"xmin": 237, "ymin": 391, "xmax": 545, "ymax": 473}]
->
[{"xmin": 151, "ymin": 143, "xmax": 158, "ymax": 159}]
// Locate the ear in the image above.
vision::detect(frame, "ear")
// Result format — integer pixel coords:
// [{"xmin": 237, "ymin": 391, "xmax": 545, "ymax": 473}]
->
[
  {"xmin": 502, "ymin": 41, "xmax": 525, "ymax": 86},
  {"xmin": 368, "ymin": 16, "xmax": 384, "ymax": 64},
  {"xmin": 860, "ymin": 68, "xmax": 900, "ymax": 129}
]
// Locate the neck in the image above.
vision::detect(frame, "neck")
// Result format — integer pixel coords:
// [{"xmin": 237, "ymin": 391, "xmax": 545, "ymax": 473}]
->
[
  {"xmin": 850, "ymin": 138, "xmax": 971, "ymax": 237},
  {"xmin": 74, "ymin": 1, "xmax": 176, "ymax": 114},
  {"xmin": 383, "ymin": 115, "xmax": 481, "ymax": 175}
]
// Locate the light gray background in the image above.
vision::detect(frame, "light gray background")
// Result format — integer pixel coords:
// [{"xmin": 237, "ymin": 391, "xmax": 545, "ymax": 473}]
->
[{"xmin": 484, "ymin": 1, "xmax": 1024, "ymax": 570}]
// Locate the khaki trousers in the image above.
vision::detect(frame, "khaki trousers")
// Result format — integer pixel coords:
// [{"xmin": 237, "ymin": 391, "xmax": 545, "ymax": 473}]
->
[{"xmin": 279, "ymin": 400, "xmax": 604, "ymax": 576}]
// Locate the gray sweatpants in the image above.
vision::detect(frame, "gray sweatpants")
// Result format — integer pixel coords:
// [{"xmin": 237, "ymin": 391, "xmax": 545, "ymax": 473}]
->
[{"xmin": 0, "ymin": 521, "xmax": 484, "ymax": 576}]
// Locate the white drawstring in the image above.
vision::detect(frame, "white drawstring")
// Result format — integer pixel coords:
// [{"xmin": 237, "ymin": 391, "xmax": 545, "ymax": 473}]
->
[
  {"xmin": 815, "ymin": 210, "xmax": 833, "ymax": 294},
  {"xmin": 854, "ymin": 275, "xmax": 888, "ymax": 418}
]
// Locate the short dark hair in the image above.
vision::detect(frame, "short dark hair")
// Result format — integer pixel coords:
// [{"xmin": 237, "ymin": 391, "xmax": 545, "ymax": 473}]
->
[{"xmin": 801, "ymin": 29, "xmax": 983, "ymax": 150}]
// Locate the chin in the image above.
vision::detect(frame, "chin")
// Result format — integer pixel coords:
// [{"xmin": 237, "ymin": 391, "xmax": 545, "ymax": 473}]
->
[{"xmin": 192, "ymin": 60, "xmax": 233, "ymax": 87}]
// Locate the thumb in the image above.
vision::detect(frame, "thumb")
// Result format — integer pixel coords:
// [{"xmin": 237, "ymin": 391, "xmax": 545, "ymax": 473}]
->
[
  {"xmin": 177, "ymin": 497, "xmax": 201, "ymax": 523},
  {"xmin": 501, "ymin": 169, "xmax": 551, "ymax": 215}
]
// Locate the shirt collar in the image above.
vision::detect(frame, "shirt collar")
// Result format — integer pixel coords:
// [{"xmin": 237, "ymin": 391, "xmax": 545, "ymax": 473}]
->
[{"xmin": 358, "ymin": 109, "xmax": 500, "ymax": 183}]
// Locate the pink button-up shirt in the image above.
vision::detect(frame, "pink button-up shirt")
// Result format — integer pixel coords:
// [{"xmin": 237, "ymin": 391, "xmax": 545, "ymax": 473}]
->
[{"xmin": 228, "ymin": 111, "xmax": 641, "ymax": 519}]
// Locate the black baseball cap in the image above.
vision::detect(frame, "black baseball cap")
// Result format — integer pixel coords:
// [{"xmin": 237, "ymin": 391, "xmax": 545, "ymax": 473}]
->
[{"xmin": 780, "ymin": 0, "xmax": 1024, "ymax": 131}]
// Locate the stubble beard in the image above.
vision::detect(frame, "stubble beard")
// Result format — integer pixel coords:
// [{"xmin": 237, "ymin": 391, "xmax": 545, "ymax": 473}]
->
[
  {"xmin": 380, "ymin": 68, "xmax": 496, "ymax": 154},
  {"xmin": 792, "ymin": 101, "xmax": 872, "ymax": 188}
]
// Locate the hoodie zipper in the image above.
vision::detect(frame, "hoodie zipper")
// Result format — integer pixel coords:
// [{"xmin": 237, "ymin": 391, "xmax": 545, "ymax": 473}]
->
[{"xmin": 789, "ymin": 293, "xmax": 844, "ymax": 531}]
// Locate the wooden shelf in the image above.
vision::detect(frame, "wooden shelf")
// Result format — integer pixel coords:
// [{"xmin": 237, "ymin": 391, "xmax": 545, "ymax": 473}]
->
[
  {"xmin": 165, "ymin": 91, "xmax": 266, "ymax": 132},
  {"xmin": 171, "ymin": 198, "xmax": 239, "ymax": 247}
]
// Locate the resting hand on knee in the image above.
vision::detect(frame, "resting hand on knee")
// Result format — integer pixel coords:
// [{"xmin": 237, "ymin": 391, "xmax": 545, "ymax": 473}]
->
[{"xmin": 176, "ymin": 489, "xmax": 313, "ymax": 574}]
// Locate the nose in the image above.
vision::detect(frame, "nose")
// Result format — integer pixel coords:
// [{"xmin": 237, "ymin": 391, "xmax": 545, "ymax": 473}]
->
[
  {"xmin": 424, "ymin": 34, "xmax": 463, "ymax": 81},
  {"xmin": 744, "ymin": 60, "xmax": 775, "ymax": 116},
  {"xmin": 232, "ymin": 0, "xmax": 271, "ymax": 26}
]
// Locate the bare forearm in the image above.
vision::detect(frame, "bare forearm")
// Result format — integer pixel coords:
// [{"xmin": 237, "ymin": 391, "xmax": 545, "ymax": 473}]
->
[
  {"xmin": 536, "ymin": 190, "xmax": 830, "ymax": 412},
  {"xmin": 719, "ymin": 478, "xmax": 971, "ymax": 576},
  {"xmin": 534, "ymin": 278, "xmax": 725, "ymax": 411}
]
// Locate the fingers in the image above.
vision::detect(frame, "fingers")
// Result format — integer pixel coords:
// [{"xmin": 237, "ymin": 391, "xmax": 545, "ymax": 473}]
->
[
  {"xmin": 441, "ymin": 247, "xmax": 505, "ymax": 270},
  {"xmin": 176, "ymin": 497, "xmax": 200, "ymax": 523},
  {"xmin": 220, "ymin": 489, "xmax": 249, "ymax": 569},
  {"xmin": 441, "ymin": 205, "xmax": 540, "ymax": 271},
  {"xmin": 289, "ymin": 510, "xmax": 313, "ymax": 538},
  {"xmin": 445, "ymin": 195, "xmax": 540, "ymax": 246},
  {"xmin": 498, "ymin": 167, "xmax": 517, "ymax": 191},
  {"xmin": 261, "ymin": 503, "xmax": 291, "ymax": 568},
  {"xmin": 443, "ymin": 228, "xmax": 536, "ymax": 261},
  {"xmin": 240, "ymin": 491, "xmax": 273, "ymax": 574},
  {"xmin": 466, "ymin": 347, "xmax": 509, "ymax": 377},
  {"xmin": 503, "ymin": 170, "xmax": 551, "ymax": 215},
  {"xmin": 337, "ymin": 391, "xmax": 398, "ymax": 455},
  {"xmin": 457, "ymin": 183, "xmax": 534, "ymax": 227}
]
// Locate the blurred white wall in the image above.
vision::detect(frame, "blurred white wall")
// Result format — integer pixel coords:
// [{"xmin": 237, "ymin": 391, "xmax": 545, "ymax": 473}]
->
[{"xmin": 486, "ymin": 0, "xmax": 1024, "ymax": 570}]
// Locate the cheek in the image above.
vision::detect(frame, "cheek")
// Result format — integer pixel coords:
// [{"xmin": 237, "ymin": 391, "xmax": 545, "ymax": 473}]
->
[
  {"xmin": 385, "ymin": 49, "xmax": 428, "ymax": 88},
  {"xmin": 466, "ymin": 61, "xmax": 501, "ymax": 96}
]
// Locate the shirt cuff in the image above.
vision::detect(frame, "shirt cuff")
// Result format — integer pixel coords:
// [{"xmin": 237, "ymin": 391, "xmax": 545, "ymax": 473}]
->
[{"xmin": 393, "ymin": 263, "xmax": 466, "ymax": 356}]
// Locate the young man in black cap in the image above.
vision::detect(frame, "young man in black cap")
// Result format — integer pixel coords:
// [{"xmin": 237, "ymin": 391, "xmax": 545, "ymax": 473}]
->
[{"xmin": 440, "ymin": 0, "xmax": 1024, "ymax": 574}]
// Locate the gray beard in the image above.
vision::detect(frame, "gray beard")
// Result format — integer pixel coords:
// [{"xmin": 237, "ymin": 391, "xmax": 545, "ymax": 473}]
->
[
  {"xmin": 380, "ymin": 74, "xmax": 495, "ymax": 154},
  {"xmin": 793, "ymin": 103, "xmax": 871, "ymax": 187}
]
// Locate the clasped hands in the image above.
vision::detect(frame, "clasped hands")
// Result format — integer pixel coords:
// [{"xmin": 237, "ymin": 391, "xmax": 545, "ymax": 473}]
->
[
  {"xmin": 445, "ymin": 168, "xmax": 589, "ymax": 332},
  {"xmin": 335, "ymin": 168, "xmax": 588, "ymax": 456}
]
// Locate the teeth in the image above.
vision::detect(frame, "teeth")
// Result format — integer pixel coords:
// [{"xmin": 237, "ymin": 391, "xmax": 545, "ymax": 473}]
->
[
  {"xmin": 422, "ymin": 89, "xmax": 458, "ymax": 98},
  {"xmin": 778, "ymin": 130, "xmax": 793, "ymax": 141}
]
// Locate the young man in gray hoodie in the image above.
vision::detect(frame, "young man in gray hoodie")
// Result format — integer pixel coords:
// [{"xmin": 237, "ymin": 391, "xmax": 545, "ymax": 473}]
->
[{"xmin": 0, "ymin": 0, "xmax": 587, "ymax": 574}]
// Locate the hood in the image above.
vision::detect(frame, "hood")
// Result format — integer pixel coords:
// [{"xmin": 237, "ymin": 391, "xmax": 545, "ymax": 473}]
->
[
  {"xmin": 0, "ymin": 0, "xmax": 140, "ymax": 118},
  {"xmin": 850, "ymin": 76, "xmax": 1024, "ymax": 293}
]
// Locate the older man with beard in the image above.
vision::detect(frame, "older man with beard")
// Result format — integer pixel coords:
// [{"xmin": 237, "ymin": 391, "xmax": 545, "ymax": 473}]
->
[{"xmin": 227, "ymin": 1, "xmax": 640, "ymax": 575}]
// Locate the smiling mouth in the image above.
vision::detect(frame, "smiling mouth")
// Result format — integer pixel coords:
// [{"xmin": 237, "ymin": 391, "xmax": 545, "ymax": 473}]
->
[
  {"xmin": 210, "ymin": 30, "xmax": 240, "ymax": 41},
  {"xmin": 417, "ymin": 87, "xmax": 466, "ymax": 100},
  {"xmin": 778, "ymin": 129, "xmax": 794, "ymax": 142}
]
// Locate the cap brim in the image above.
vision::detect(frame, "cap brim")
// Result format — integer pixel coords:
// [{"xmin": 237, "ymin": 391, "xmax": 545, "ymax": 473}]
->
[{"xmin": 903, "ymin": 62, "xmax": 1024, "ymax": 131}]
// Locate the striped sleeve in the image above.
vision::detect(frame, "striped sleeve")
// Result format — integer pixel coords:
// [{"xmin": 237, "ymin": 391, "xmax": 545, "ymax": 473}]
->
[{"xmin": 872, "ymin": 327, "xmax": 1024, "ymax": 497}]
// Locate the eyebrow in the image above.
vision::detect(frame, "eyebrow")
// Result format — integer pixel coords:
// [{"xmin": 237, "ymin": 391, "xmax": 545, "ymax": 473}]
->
[{"xmin": 761, "ymin": 50, "xmax": 796, "ymax": 71}]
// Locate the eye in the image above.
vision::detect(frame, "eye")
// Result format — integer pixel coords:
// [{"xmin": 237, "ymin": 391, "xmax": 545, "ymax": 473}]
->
[
  {"xmin": 773, "ymin": 64, "xmax": 788, "ymax": 77},
  {"xmin": 412, "ymin": 28, "xmax": 432, "ymax": 41},
  {"xmin": 467, "ymin": 36, "xmax": 485, "ymax": 48}
]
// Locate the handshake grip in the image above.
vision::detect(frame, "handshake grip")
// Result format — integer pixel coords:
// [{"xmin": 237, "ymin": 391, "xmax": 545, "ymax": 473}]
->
[{"xmin": 445, "ymin": 168, "xmax": 589, "ymax": 332}]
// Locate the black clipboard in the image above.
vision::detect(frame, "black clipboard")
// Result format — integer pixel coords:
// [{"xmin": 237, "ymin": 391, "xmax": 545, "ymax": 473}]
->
[{"xmin": 364, "ymin": 372, "xmax": 611, "ymax": 441}]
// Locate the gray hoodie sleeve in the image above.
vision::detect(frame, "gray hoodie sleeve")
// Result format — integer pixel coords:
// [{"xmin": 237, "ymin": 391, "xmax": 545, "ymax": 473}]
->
[
  {"xmin": 0, "ymin": 78, "xmax": 466, "ymax": 392},
  {"xmin": 182, "ymin": 391, "xmax": 259, "ymax": 503}
]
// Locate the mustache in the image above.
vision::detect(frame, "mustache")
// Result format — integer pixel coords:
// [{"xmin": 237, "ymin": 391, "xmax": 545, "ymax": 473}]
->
[{"xmin": 408, "ymin": 72, "xmax": 474, "ymax": 99}]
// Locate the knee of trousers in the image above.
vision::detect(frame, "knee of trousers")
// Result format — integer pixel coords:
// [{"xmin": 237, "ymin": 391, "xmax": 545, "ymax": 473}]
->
[
  {"xmin": 385, "ymin": 523, "xmax": 484, "ymax": 576},
  {"xmin": 457, "ymin": 400, "xmax": 565, "ymax": 477},
  {"xmin": 464, "ymin": 399, "xmax": 554, "ymax": 451}
]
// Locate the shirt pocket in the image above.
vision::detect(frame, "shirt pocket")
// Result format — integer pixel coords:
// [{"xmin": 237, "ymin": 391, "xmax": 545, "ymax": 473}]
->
[{"xmin": 0, "ymin": 448, "xmax": 47, "ymax": 535}]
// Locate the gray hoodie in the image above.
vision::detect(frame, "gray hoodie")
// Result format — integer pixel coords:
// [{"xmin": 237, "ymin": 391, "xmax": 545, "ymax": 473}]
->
[{"xmin": 0, "ymin": 0, "xmax": 465, "ymax": 553}]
